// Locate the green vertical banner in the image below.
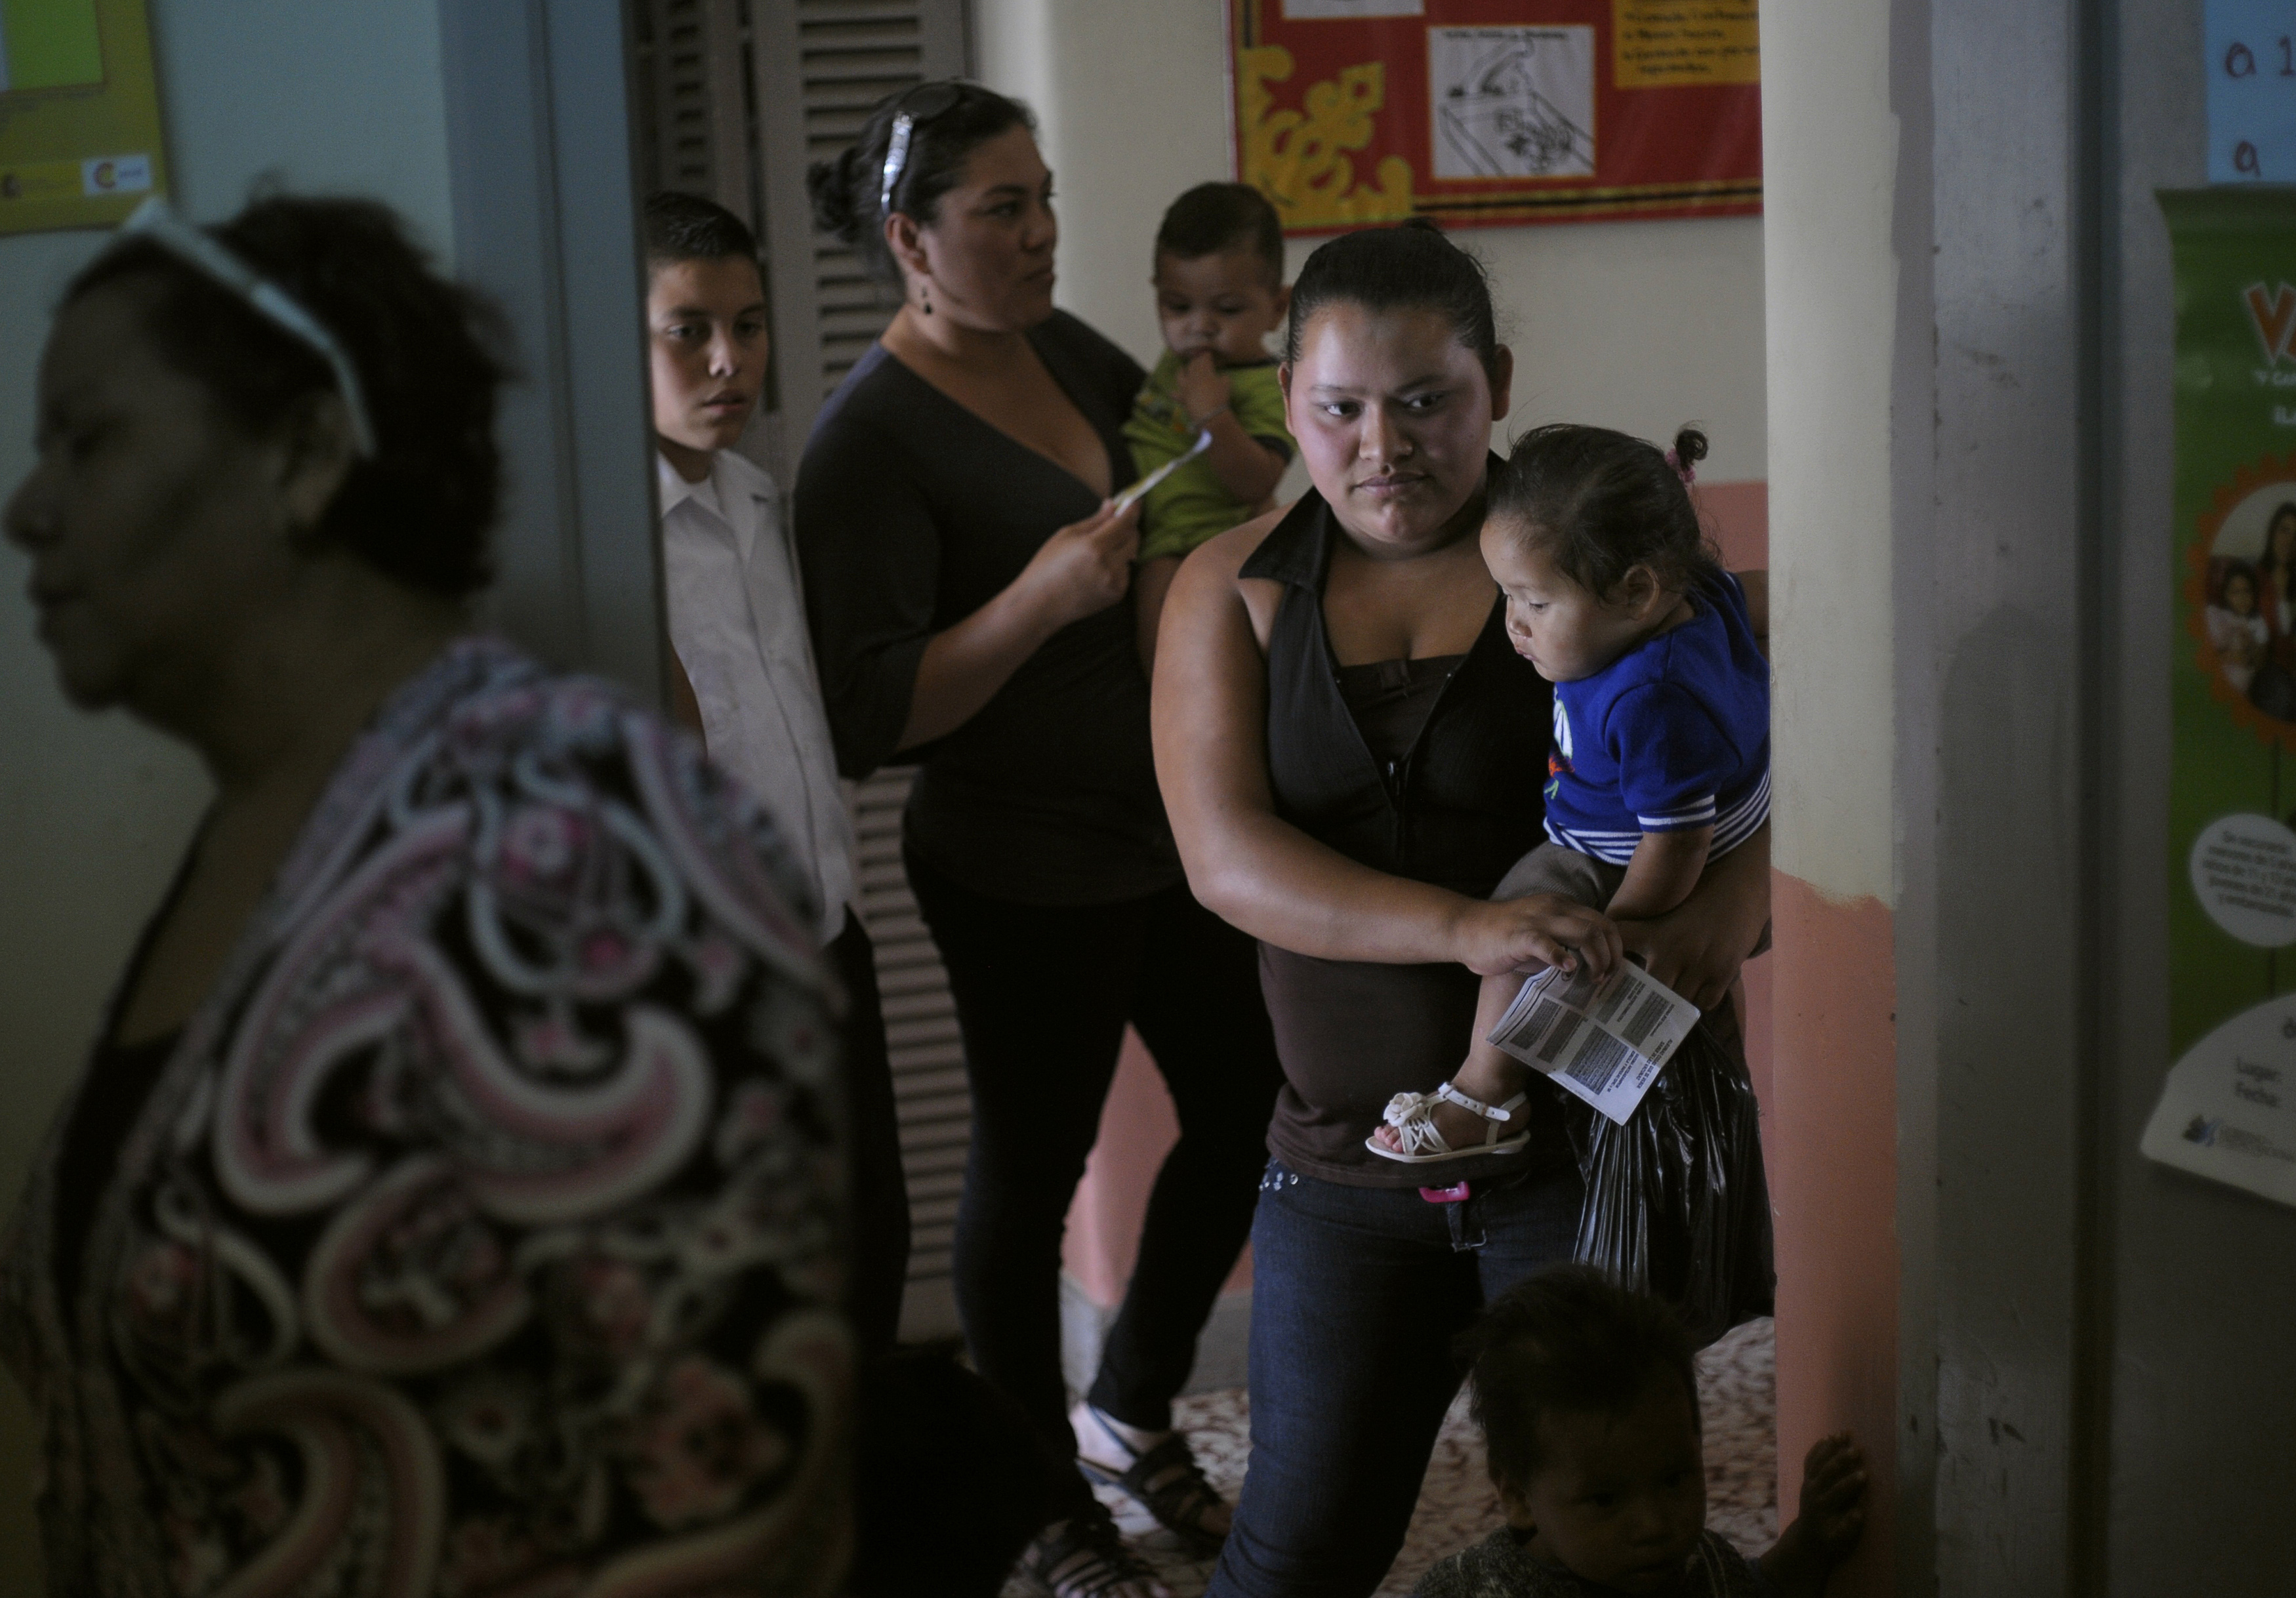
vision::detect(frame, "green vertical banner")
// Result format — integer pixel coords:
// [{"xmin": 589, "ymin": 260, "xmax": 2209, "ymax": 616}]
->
[{"xmin": 2144, "ymin": 188, "xmax": 2296, "ymax": 1205}]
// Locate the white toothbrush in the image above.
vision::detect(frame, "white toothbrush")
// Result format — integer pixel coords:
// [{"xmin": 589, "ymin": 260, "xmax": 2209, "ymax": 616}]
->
[{"xmin": 1112, "ymin": 427, "xmax": 1214, "ymax": 514}]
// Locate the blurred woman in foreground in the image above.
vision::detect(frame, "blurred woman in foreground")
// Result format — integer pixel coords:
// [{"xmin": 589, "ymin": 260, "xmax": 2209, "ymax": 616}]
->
[{"xmin": 1, "ymin": 194, "xmax": 850, "ymax": 1593}]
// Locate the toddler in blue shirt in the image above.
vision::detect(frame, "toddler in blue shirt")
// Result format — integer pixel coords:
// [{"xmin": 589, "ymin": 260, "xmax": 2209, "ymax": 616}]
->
[{"xmin": 1374, "ymin": 424, "xmax": 1770, "ymax": 1162}]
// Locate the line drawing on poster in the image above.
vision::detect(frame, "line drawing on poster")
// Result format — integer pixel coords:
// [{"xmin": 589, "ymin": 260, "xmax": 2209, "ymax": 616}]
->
[{"xmin": 1429, "ymin": 26, "xmax": 1595, "ymax": 181}]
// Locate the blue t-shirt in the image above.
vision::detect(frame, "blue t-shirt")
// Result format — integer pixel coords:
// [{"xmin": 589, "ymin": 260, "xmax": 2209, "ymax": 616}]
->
[{"xmin": 1544, "ymin": 571, "xmax": 1770, "ymax": 865}]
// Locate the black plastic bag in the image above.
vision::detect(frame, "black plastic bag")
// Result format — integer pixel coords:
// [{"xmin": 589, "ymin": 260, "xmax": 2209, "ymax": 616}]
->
[{"xmin": 1566, "ymin": 1006, "xmax": 1774, "ymax": 1348}]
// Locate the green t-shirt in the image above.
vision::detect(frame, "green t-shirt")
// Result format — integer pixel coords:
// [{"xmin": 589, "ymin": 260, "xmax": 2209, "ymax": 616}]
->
[{"xmin": 1122, "ymin": 349, "xmax": 1294, "ymax": 563}]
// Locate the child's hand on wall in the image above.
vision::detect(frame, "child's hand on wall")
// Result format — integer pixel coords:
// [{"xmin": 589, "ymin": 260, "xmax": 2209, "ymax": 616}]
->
[
  {"xmin": 1759, "ymin": 1431, "xmax": 1867, "ymax": 1597},
  {"xmin": 1797, "ymin": 1432, "xmax": 1868, "ymax": 1561}
]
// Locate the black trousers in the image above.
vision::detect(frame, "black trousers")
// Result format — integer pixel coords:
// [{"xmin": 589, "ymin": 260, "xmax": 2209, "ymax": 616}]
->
[
  {"xmin": 905, "ymin": 850, "xmax": 1284, "ymax": 1511},
  {"xmin": 831, "ymin": 912, "xmax": 911, "ymax": 1361}
]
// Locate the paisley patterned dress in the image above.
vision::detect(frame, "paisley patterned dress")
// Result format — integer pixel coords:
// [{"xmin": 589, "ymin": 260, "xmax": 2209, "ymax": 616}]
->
[{"xmin": 0, "ymin": 639, "xmax": 851, "ymax": 1597}]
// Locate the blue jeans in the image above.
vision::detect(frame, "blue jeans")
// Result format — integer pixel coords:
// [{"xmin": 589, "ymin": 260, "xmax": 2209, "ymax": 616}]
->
[{"xmin": 1206, "ymin": 1151, "xmax": 1584, "ymax": 1598}]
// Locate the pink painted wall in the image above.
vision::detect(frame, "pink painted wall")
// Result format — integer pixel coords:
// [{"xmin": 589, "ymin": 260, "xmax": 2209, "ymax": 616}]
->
[
  {"xmin": 1769, "ymin": 872, "xmax": 1897, "ymax": 1596},
  {"xmin": 1062, "ymin": 480, "xmax": 1776, "ymax": 1313},
  {"xmin": 1700, "ymin": 479, "xmax": 1769, "ymax": 572}
]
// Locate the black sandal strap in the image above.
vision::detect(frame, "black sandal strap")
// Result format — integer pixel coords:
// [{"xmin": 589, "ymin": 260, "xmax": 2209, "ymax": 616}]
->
[
  {"xmin": 1022, "ymin": 1507, "xmax": 1159, "ymax": 1598},
  {"xmin": 1114, "ymin": 1433, "xmax": 1227, "ymax": 1554}
]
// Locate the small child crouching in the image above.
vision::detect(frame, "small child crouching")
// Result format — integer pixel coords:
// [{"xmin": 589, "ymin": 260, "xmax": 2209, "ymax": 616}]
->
[{"xmin": 1416, "ymin": 1268, "xmax": 1865, "ymax": 1598}]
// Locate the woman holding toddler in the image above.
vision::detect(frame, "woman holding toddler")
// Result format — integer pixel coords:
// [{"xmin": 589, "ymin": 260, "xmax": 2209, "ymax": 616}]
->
[
  {"xmin": 1155, "ymin": 221, "xmax": 1774, "ymax": 1598},
  {"xmin": 798, "ymin": 81, "xmax": 1286, "ymax": 1597}
]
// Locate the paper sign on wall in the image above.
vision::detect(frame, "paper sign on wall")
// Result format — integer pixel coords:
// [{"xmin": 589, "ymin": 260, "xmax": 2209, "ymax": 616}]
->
[
  {"xmin": 2142, "ymin": 190, "xmax": 2296, "ymax": 1208},
  {"xmin": 2206, "ymin": 1, "xmax": 2296, "ymax": 181},
  {"xmin": 0, "ymin": 0, "xmax": 169, "ymax": 235},
  {"xmin": 1227, "ymin": 0, "xmax": 1760, "ymax": 234}
]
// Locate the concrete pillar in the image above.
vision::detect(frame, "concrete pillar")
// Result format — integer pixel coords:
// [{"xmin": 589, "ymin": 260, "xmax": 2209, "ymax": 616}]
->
[{"xmin": 1759, "ymin": 3, "xmax": 1905, "ymax": 1593}]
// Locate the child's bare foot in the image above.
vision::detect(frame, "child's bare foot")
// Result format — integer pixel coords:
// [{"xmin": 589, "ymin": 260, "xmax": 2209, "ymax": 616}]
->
[{"xmin": 1759, "ymin": 1432, "xmax": 1867, "ymax": 1597}]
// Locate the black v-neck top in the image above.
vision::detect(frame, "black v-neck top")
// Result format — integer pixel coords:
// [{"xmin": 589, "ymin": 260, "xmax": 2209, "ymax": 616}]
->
[
  {"xmin": 1336, "ymin": 654, "xmax": 1467, "ymax": 779},
  {"xmin": 1244, "ymin": 478, "xmax": 1553, "ymax": 900},
  {"xmin": 1241, "ymin": 483, "xmax": 1563, "ymax": 1185},
  {"xmin": 795, "ymin": 312, "xmax": 1180, "ymax": 906}
]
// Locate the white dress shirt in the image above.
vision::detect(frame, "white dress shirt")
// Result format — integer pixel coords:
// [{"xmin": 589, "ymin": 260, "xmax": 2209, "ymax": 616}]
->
[{"xmin": 659, "ymin": 449, "xmax": 857, "ymax": 943}]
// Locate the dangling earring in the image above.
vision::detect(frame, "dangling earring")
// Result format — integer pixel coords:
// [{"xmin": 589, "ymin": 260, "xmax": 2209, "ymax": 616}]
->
[{"xmin": 919, "ymin": 281, "xmax": 933, "ymax": 316}]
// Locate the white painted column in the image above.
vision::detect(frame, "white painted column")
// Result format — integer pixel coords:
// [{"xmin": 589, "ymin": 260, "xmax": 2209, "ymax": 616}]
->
[{"xmin": 1759, "ymin": 2, "xmax": 1908, "ymax": 1591}]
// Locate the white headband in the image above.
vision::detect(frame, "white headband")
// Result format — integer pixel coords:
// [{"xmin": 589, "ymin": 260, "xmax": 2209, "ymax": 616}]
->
[{"xmin": 112, "ymin": 197, "xmax": 379, "ymax": 458}]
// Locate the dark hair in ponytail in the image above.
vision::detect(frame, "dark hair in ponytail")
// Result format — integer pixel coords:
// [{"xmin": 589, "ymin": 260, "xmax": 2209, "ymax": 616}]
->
[
  {"xmin": 806, "ymin": 81, "xmax": 1036, "ymax": 285},
  {"xmin": 1488, "ymin": 423, "xmax": 1719, "ymax": 602},
  {"xmin": 1282, "ymin": 217, "xmax": 1500, "ymax": 382}
]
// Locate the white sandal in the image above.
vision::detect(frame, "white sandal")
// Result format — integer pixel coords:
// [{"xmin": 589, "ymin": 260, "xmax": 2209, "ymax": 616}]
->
[
  {"xmin": 1359, "ymin": 1079, "xmax": 1525, "ymax": 1166},
  {"xmin": 1365, "ymin": 1080, "xmax": 1531, "ymax": 1164}
]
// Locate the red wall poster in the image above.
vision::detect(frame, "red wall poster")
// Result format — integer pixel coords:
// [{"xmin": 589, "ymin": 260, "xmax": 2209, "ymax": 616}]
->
[{"xmin": 1229, "ymin": 1, "xmax": 1761, "ymax": 234}]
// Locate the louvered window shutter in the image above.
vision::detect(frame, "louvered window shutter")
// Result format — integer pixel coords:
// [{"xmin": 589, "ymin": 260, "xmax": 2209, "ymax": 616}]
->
[
  {"xmin": 846, "ymin": 768, "xmax": 968, "ymax": 1338},
  {"xmin": 750, "ymin": 0, "xmax": 968, "ymax": 461},
  {"xmin": 633, "ymin": 0, "xmax": 972, "ymax": 1340},
  {"xmin": 632, "ymin": 0, "xmax": 754, "ymax": 222}
]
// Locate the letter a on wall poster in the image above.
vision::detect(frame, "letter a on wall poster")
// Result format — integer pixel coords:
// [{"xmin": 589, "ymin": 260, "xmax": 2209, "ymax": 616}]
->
[
  {"xmin": 1228, "ymin": 0, "xmax": 1760, "ymax": 235},
  {"xmin": 2144, "ymin": 189, "xmax": 2296, "ymax": 1208},
  {"xmin": 0, "ymin": 0, "xmax": 169, "ymax": 234}
]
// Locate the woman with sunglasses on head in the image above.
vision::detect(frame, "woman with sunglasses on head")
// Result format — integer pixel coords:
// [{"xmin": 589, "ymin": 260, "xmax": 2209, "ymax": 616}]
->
[
  {"xmin": 800, "ymin": 83, "xmax": 1284, "ymax": 1596},
  {"xmin": 1154, "ymin": 222, "xmax": 1774, "ymax": 1597},
  {"xmin": 2, "ymin": 195, "xmax": 850, "ymax": 1592}
]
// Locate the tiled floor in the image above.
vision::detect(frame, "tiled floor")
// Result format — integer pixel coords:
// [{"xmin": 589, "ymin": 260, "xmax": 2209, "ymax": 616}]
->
[{"xmin": 1008, "ymin": 1317, "xmax": 1778, "ymax": 1597}]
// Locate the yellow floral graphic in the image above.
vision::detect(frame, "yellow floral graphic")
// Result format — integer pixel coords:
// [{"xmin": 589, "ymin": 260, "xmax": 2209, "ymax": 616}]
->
[{"xmin": 1237, "ymin": 46, "xmax": 1415, "ymax": 230}]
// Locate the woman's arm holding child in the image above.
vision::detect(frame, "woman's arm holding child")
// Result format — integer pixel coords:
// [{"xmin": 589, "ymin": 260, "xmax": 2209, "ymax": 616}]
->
[
  {"xmin": 1606, "ymin": 825, "xmax": 1714, "ymax": 923},
  {"xmin": 1618, "ymin": 821, "xmax": 1770, "ymax": 1012},
  {"xmin": 1157, "ymin": 522, "xmax": 1618, "ymax": 977}
]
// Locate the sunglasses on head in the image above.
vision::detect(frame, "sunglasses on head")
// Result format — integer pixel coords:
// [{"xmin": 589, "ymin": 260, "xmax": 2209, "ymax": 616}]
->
[{"xmin": 880, "ymin": 81, "xmax": 968, "ymax": 218}]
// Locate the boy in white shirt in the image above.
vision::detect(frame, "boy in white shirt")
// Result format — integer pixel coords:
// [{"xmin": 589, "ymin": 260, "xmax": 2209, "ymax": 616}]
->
[{"xmin": 644, "ymin": 191, "xmax": 907, "ymax": 1353}]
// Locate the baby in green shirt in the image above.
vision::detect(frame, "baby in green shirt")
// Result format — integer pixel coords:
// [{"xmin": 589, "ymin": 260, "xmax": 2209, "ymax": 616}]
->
[{"xmin": 1125, "ymin": 182, "xmax": 1295, "ymax": 670}]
